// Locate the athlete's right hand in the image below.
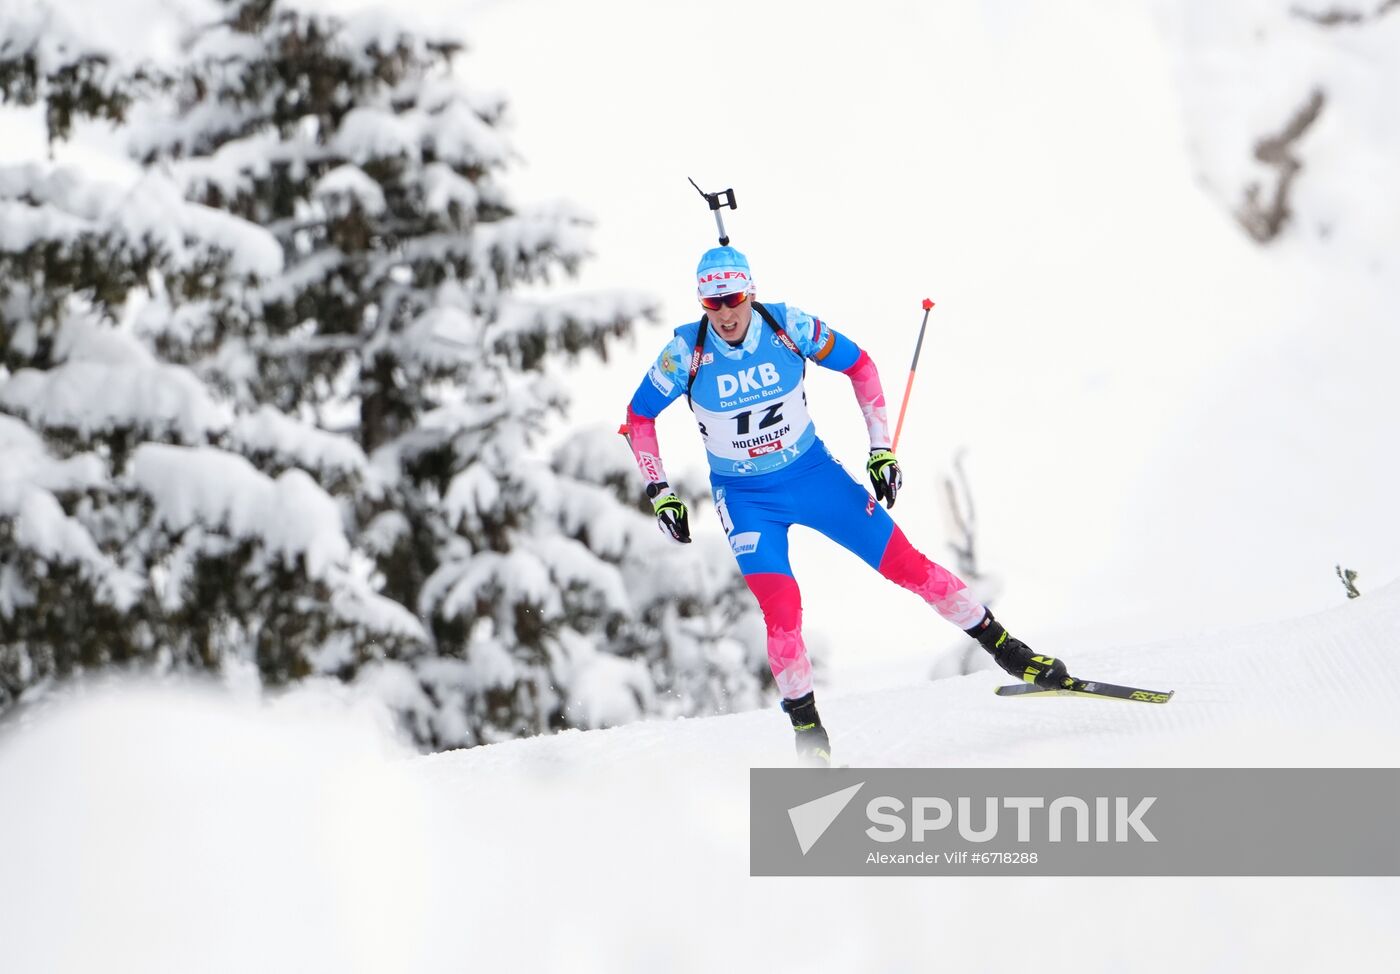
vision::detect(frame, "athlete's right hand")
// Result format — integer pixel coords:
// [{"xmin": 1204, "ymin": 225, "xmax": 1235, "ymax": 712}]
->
[{"xmin": 647, "ymin": 482, "xmax": 691, "ymax": 544}]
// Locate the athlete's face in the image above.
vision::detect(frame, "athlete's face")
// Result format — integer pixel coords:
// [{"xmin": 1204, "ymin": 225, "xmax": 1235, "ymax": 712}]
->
[{"xmin": 702, "ymin": 290, "xmax": 752, "ymax": 344}]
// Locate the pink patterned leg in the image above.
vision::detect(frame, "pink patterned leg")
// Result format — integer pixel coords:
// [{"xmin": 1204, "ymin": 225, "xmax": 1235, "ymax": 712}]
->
[
  {"xmin": 877, "ymin": 526, "xmax": 987, "ymax": 629},
  {"xmin": 744, "ymin": 573, "xmax": 812, "ymax": 699}
]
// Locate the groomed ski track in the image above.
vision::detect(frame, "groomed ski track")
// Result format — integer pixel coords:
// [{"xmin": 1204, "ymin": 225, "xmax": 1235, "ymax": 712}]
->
[
  {"xmin": 424, "ymin": 581, "xmax": 1400, "ymax": 775},
  {"xmin": 402, "ymin": 584, "xmax": 1400, "ymax": 972}
]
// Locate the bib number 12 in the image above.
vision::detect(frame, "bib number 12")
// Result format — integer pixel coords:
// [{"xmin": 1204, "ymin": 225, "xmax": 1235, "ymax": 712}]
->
[{"xmin": 735, "ymin": 403, "xmax": 783, "ymax": 435}]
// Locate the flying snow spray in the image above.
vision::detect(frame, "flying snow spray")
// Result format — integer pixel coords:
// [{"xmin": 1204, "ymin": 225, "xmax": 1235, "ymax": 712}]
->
[{"xmin": 688, "ymin": 177, "xmax": 737, "ymax": 245}]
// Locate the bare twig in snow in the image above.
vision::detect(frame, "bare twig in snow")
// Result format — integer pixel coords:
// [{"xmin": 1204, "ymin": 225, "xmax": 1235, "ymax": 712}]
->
[
  {"xmin": 1235, "ymin": 88, "xmax": 1326, "ymax": 243},
  {"xmin": 1291, "ymin": 1, "xmax": 1398, "ymax": 26}
]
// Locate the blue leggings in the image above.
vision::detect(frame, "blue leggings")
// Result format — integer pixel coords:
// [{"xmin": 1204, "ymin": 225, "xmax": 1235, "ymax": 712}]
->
[
  {"xmin": 711, "ymin": 449, "xmax": 983, "ymax": 699},
  {"xmin": 711, "ymin": 451, "xmax": 894, "ymax": 577}
]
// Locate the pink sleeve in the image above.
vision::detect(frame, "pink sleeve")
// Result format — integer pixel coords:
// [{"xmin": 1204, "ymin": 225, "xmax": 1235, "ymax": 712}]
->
[
  {"xmin": 622, "ymin": 405, "xmax": 670, "ymax": 486},
  {"xmin": 842, "ymin": 350, "xmax": 892, "ymax": 449}
]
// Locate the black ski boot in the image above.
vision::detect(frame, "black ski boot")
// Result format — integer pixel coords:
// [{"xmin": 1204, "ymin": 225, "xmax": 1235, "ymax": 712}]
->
[
  {"xmin": 966, "ymin": 610, "xmax": 1071, "ymax": 690},
  {"xmin": 781, "ymin": 691, "xmax": 832, "ymax": 767}
]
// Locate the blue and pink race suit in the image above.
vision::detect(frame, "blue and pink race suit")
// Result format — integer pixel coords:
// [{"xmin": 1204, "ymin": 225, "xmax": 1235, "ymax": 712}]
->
[{"xmin": 625, "ymin": 302, "xmax": 984, "ymax": 700}]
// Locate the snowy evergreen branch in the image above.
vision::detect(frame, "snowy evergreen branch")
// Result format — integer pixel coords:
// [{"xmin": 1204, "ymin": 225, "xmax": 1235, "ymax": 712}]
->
[{"xmin": 0, "ymin": 0, "xmax": 136, "ymax": 141}]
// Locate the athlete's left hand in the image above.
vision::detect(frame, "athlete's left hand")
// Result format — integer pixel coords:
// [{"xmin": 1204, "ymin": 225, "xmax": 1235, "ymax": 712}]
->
[
  {"xmin": 648, "ymin": 482, "xmax": 692, "ymax": 544},
  {"xmin": 867, "ymin": 449, "xmax": 902, "ymax": 509}
]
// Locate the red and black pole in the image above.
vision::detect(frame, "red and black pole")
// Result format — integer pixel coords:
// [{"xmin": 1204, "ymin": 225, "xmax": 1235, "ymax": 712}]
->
[{"xmin": 891, "ymin": 298, "xmax": 935, "ymax": 453}]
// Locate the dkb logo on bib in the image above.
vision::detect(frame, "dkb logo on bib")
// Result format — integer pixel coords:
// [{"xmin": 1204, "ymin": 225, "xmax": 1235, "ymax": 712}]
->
[{"xmin": 716, "ymin": 363, "xmax": 781, "ymax": 398}]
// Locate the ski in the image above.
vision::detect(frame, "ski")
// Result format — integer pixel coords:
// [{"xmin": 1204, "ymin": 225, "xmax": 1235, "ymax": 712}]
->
[{"xmin": 994, "ymin": 679, "xmax": 1174, "ymax": 704}]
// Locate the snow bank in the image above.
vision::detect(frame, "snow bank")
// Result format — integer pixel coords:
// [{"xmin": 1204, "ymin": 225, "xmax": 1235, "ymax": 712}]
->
[
  {"xmin": 0, "ymin": 682, "xmax": 438, "ymax": 974},
  {"xmin": 407, "ymin": 580, "xmax": 1400, "ymax": 972},
  {"xmin": 2, "ymin": 577, "xmax": 1397, "ymax": 973}
]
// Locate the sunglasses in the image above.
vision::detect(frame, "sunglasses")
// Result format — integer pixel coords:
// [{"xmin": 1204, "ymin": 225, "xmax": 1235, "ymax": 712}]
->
[{"xmin": 699, "ymin": 291, "xmax": 749, "ymax": 311}]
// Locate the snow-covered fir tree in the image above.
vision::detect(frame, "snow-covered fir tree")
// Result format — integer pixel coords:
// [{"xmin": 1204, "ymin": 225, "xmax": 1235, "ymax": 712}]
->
[{"xmin": 0, "ymin": 0, "xmax": 768, "ymax": 746}]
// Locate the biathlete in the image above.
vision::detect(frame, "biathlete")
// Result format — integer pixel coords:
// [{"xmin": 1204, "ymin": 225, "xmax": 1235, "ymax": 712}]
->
[{"xmin": 622, "ymin": 246, "xmax": 1073, "ymax": 764}]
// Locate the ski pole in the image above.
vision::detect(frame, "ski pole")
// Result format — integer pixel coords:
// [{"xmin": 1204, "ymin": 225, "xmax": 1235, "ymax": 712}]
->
[{"xmin": 891, "ymin": 298, "xmax": 935, "ymax": 453}]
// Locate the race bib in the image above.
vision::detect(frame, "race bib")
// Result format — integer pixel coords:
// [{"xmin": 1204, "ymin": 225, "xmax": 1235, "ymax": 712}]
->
[{"xmin": 693, "ymin": 386, "xmax": 814, "ymax": 474}]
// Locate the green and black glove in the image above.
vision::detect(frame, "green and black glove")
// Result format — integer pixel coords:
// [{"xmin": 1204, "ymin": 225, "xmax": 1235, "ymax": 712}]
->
[
  {"xmin": 866, "ymin": 449, "xmax": 902, "ymax": 509},
  {"xmin": 647, "ymin": 481, "xmax": 691, "ymax": 544}
]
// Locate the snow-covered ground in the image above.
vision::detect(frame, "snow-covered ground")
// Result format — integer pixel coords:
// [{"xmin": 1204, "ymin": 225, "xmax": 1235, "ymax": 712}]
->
[{"xmin": 3, "ymin": 583, "xmax": 1397, "ymax": 973}]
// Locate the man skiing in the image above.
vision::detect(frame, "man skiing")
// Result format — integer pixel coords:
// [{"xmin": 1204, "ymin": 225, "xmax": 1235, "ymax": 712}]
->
[{"xmin": 622, "ymin": 246, "xmax": 1073, "ymax": 764}]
